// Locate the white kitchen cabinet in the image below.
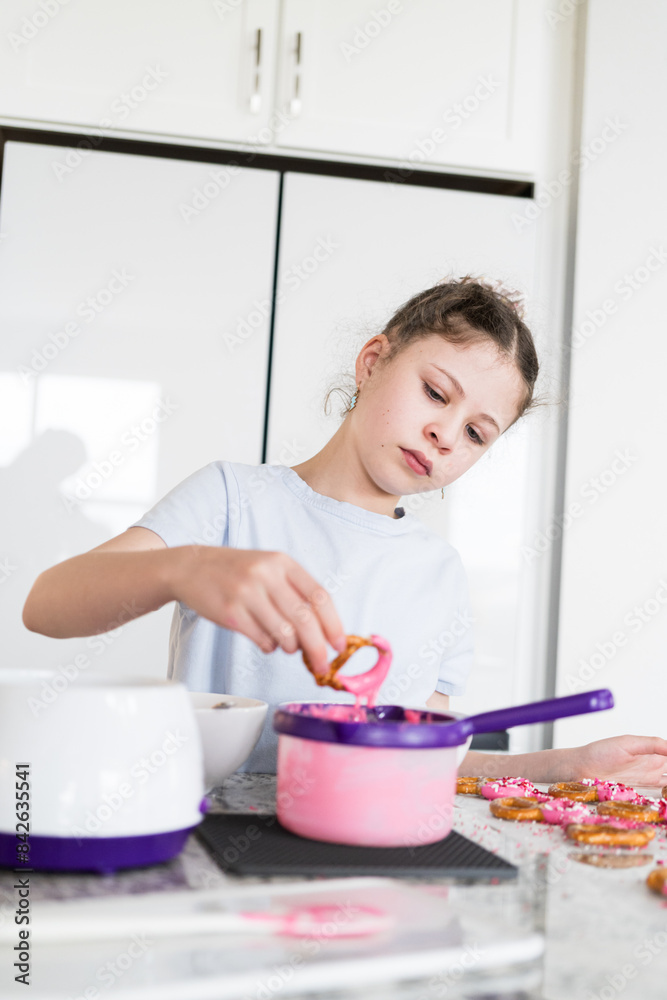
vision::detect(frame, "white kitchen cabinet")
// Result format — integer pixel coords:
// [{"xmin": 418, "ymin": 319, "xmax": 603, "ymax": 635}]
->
[
  {"xmin": 554, "ymin": 1, "xmax": 667, "ymax": 748},
  {"xmin": 0, "ymin": 0, "xmax": 548, "ymax": 176},
  {"xmin": 0, "ymin": 0, "xmax": 279, "ymax": 144},
  {"xmin": 275, "ymin": 0, "xmax": 546, "ymax": 175},
  {"xmin": 0, "ymin": 140, "xmax": 279, "ymax": 678},
  {"xmin": 266, "ymin": 171, "xmax": 544, "ymax": 729}
]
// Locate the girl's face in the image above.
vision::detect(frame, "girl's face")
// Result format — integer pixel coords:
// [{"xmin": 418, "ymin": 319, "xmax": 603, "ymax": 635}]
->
[{"xmin": 353, "ymin": 332, "xmax": 526, "ymax": 497}]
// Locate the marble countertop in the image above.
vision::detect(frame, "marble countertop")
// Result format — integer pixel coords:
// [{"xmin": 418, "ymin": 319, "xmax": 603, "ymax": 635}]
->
[{"xmin": 2, "ymin": 775, "xmax": 667, "ymax": 999}]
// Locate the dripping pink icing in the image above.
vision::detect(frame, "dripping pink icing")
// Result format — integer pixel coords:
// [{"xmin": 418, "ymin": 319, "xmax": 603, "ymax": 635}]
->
[{"xmin": 337, "ymin": 633, "xmax": 393, "ymax": 709}]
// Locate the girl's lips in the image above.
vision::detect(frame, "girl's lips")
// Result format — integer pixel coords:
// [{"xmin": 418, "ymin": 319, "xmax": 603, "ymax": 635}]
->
[{"xmin": 401, "ymin": 448, "xmax": 431, "ymax": 476}]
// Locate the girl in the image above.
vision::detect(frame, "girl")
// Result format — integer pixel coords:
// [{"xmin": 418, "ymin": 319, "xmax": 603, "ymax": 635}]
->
[{"xmin": 23, "ymin": 277, "xmax": 667, "ymax": 782}]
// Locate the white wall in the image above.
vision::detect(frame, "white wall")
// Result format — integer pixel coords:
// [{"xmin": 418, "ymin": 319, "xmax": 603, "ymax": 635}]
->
[{"xmin": 555, "ymin": 0, "xmax": 667, "ymax": 746}]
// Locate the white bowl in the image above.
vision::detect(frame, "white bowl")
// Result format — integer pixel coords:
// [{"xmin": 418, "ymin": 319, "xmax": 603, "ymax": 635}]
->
[{"xmin": 188, "ymin": 693, "xmax": 268, "ymax": 790}]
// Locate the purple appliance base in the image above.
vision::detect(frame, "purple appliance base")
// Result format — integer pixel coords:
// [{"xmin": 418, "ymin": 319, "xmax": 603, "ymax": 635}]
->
[{"xmin": 0, "ymin": 825, "xmax": 198, "ymax": 874}]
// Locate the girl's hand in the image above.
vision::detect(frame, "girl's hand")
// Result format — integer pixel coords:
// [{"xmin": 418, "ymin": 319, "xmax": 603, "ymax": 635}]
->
[
  {"xmin": 573, "ymin": 735, "xmax": 667, "ymax": 786},
  {"xmin": 171, "ymin": 546, "xmax": 346, "ymax": 675}
]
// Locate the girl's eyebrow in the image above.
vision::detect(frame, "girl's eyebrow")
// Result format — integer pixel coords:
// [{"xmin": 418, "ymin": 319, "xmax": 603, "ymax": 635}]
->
[{"xmin": 428, "ymin": 364, "xmax": 500, "ymax": 434}]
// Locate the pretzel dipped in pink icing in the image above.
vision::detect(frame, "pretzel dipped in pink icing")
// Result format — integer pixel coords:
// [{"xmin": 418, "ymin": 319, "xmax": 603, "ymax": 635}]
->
[
  {"xmin": 302, "ymin": 633, "xmax": 392, "ymax": 708},
  {"xmin": 580, "ymin": 777, "xmax": 658, "ymax": 805},
  {"xmin": 593, "ymin": 780, "xmax": 639, "ymax": 802},
  {"xmin": 480, "ymin": 777, "xmax": 545, "ymax": 801},
  {"xmin": 540, "ymin": 798, "xmax": 599, "ymax": 825}
]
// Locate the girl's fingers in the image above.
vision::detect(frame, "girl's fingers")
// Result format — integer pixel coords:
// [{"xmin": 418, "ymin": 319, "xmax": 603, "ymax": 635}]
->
[
  {"xmin": 221, "ymin": 602, "xmax": 279, "ymax": 656},
  {"xmin": 243, "ymin": 591, "xmax": 305, "ymax": 659},
  {"xmin": 265, "ymin": 575, "xmax": 342, "ymax": 675},
  {"xmin": 283, "ymin": 562, "xmax": 346, "ymax": 653}
]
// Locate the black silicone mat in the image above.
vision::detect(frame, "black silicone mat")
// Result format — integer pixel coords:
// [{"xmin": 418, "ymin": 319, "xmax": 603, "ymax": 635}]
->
[{"xmin": 197, "ymin": 813, "xmax": 517, "ymax": 880}]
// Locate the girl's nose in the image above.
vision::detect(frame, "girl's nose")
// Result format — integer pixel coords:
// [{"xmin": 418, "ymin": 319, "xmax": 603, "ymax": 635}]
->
[{"xmin": 426, "ymin": 421, "xmax": 456, "ymax": 453}]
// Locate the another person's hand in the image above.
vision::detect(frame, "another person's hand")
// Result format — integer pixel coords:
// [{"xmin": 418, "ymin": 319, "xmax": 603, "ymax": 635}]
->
[
  {"xmin": 172, "ymin": 546, "xmax": 346, "ymax": 675},
  {"xmin": 572, "ymin": 735, "xmax": 667, "ymax": 786}
]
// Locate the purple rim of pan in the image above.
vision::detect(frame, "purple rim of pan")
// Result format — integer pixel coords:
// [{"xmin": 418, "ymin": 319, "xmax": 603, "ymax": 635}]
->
[
  {"xmin": 0, "ymin": 825, "xmax": 200, "ymax": 873},
  {"xmin": 273, "ymin": 702, "xmax": 474, "ymax": 749},
  {"xmin": 274, "ymin": 690, "xmax": 614, "ymax": 749}
]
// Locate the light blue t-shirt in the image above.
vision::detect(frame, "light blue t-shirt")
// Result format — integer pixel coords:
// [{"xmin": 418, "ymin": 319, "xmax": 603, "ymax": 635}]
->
[{"xmin": 133, "ymin": 461, "xmax": 473, "ymax": 771}]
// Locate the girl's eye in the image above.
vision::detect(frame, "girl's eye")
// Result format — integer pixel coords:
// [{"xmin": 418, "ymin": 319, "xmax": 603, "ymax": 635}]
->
[
  {"xmin": 423, "ymin": 381, "xmax": 485, "ymax": 446},
  {"xmin": 422, "ymin": 381, "xmax": 445, "ymax": 403},
  {"xmin": 466, "ymin": 425, "xmax": 484, "ymax": 446}
]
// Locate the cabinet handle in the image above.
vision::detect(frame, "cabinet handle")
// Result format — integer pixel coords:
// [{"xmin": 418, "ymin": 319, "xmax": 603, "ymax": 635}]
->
[
  {"xmin": 289, "ymin": 30, "xmax": 302, "ymax": 117},
  {"xmin": 249, "ymin": 27, "xmax": 262, "ymax": 114}
]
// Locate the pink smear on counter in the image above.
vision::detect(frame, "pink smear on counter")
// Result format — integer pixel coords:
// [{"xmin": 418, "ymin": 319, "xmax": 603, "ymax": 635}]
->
[{"xmin": 240, "ymin": 904, "xmax": 391, "ymax": 938}]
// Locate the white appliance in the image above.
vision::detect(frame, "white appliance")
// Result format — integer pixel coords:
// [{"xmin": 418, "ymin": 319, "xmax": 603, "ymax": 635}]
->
[{"xmin": 0, "ymin": 670, "xmax": 205, "ymax": 872}]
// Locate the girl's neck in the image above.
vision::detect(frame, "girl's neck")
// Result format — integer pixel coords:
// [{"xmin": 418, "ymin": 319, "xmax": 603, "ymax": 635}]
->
[{"xmin": 290, "ymin": 424, "xmax": 402, "ymax": 519}]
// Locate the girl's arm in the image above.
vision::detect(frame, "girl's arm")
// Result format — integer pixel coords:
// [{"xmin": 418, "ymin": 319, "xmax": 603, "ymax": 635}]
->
[
  {"xmin": 426, "ymin": 691, "xmax": 450, "ymax": 712},
  {"xmin": 460, "ymin": 735, "xmax": 667, "ymax": 786},
  {"xmin": 23, "ymin": 528, "xmax": 175, "ymax": 638},
  {"xmin": 22, "ymin": 528, "xmax": 346, "ymax": 674}
]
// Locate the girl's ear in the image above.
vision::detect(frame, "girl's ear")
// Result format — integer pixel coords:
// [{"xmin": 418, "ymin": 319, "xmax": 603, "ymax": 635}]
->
[{"xmin": 355, "ymin": 334, "xmax": 390, "ymax": 384}]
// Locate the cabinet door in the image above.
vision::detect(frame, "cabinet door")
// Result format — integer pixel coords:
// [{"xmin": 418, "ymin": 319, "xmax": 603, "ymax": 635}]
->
[
  {"xmin": 275, "ymin": 0, "xmax": 546, "ymax": 174},
  {"xmin": 0, "ymin": 141, "xmax": 279, "ymax": 679},
  {"xmin": 266, "ymin": 172, "xmax": 541, "ymax": 725},
  {"xmin": 554, "ymin": 0, "xmax": 667, "ymax": 748},
  {"xmin": 0, "ymin": 0, "xmax": 278, "ymax": 143}
]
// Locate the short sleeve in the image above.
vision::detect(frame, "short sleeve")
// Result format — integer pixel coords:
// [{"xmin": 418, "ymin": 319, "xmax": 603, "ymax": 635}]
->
[
  {"xmin": 131, "ymin": 462, "xmax": 230, "ymax": 548},
  {"xmin": 434, "ymin": 558, "xmax": 475, "ymax": 696}
]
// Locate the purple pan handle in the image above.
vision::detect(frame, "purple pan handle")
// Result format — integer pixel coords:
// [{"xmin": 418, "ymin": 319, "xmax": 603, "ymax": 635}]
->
[{"xmin": 463, "ymin": 688, "xmax": 614, "ymax": 737}]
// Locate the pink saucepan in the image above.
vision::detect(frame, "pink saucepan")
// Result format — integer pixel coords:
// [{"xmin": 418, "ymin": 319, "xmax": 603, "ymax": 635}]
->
[{"xmin": 273, "ymin": 689, "xmax": 614, "ymax": 847}]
